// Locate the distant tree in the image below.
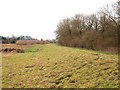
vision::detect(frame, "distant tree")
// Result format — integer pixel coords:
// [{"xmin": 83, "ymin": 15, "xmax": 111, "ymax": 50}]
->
[{"xmin": 0, "ymin": 35, "xmax": 38, "ymax": 44}]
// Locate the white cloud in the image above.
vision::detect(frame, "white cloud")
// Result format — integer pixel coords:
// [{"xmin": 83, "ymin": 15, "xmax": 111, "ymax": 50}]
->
[{"xmin": 0, "ymin": 0, "xmax": 117, "ymax": 40}]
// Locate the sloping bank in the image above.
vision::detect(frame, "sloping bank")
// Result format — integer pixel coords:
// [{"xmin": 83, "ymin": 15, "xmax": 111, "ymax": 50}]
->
[{"xmin": 2, "ymin": 44, "xmax": 118, "ymax": 88}]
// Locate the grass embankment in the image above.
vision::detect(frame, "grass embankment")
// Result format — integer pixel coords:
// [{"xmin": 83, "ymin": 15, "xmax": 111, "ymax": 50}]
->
[{"xmin": 2, "ymin": 44, "xmax": 118, "ymax": 88}]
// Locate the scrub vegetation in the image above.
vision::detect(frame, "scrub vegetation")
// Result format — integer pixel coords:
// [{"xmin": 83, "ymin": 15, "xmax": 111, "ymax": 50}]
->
[{"xmin": 55, "ymin": 2, "xmax": 119, "ymax": 53}]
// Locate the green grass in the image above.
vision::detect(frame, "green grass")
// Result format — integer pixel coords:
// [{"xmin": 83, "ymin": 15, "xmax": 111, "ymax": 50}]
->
[{"xmin": 2, "ymin": 44, "xmax": 119, "ymax": 88}]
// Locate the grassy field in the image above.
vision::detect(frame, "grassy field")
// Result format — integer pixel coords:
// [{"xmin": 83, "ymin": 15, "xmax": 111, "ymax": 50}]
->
[{"xmin": 2, "ymin": 44, "xmax": 118, "ymax": 88}]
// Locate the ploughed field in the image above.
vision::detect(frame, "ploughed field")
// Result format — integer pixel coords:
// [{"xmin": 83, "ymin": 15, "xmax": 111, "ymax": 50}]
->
[{"xmin": 2, "ymin": 44, "xmax": 118, "ymax": 88}]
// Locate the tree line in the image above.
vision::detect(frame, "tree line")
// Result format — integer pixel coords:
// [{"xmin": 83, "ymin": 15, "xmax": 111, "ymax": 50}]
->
[
  {"xmin": 56, "ymin": 2, "xmax": 119, "ymax": 53},
  {"xmin": 0, "ymin": 35, "xmax": 37, "ymax": 44}
]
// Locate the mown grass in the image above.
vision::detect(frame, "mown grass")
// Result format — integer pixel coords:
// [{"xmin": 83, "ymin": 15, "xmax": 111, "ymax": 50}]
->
[{"xmin": 2, "ymin": 44, "xmax": 119, "ymax": 88}]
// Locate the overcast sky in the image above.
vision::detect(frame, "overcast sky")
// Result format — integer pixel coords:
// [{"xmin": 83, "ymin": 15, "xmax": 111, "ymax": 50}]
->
[{"xmin": 0, "ymin": 0, "xmax": 117, "ymax": 40}]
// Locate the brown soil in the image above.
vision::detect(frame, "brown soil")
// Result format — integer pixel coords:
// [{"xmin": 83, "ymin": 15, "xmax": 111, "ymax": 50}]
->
[{"xmin": 1, "ymin": 44, "xmax": 32, "ymax": 53}]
